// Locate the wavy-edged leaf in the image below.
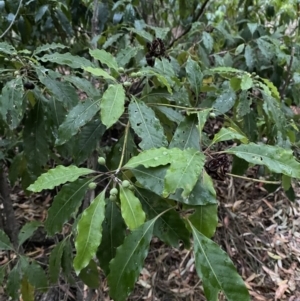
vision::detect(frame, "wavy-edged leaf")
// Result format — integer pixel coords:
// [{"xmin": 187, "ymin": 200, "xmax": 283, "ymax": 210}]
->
[
  {"xmin": 97, "ymin": 201, "xmax": 126, "ymax": 275},
  {"xmin": 186, "ymin": 57, "xmax": 203, "ymax": 96},
  {"xmin": 38, "ymin": 52, "xmax": 93, "ymax": 69},
  {"xmin": 24, "ymin": 260, "xmax": 47, "ymax": 291},
  {"xmin": 84, "ymin": 66, "xmax": 116, "ymax": 82},
  {"xmin": 49, "ymin": 241, "xmax": 65, "ymax": 283},
  {"xmin": 225, "ymin": 143, "xmax": 300, "ymax": 178},
  {"xmin": 189, "ymin": 205, "xmax": 218, "ymax": 238},
  {"xmin": 45, "ymin": 178, "xmax": 90, "ymax": 236},
  {"xmin": 100, "ymin": 84, "xmax": 125, "ymax": 129},
  {"xmin": 128, "ymin": 101, "xmax": 168, "ymax": 150},
  {"xmin": 56, "ymin": 99, "xmax": 100, "ymax": 145},
  {"xmin": 261, "ymin": 78, "xmax": 280, "ymax": 100},
  {"xmin": 169, "ymin": 115, "xmax": 200, "ymax": 150},
  {"xmin": 27, "ymin": 165, "xmax": 93, "ymax": 192},
  {"xmin": 0, "ymin": 229, "xmax": 13, "ymax": 250},
  {"xmin": 63, "ymin": 75, "xmax": 99, "ymax": 98},
  {"xmin": 212, "ymin": 127, "xmax": 248, "ymax": 145},
  {"xmin": 119, "ymin": 186, "xmax": 145, "ymax": 230},
  {"xmin": 107, "ymin": 219, "xmax": 156, "ymax": 301},
  {"xmin": 163, "ymin": 148, "xmax": 205, "ymax": 198},
  {"xmin": 18, "ymin": 221, "xmax": 41, "ymax": 246},
  {"xmin": 74, "ymin": 191, "xmax": 106, "ymax": 274},
  {"xmin": 33, "ymin": 42, "xmax": 67, "ymax": 55},
  {"xmin": 7, "ymin": 263, "xmax": 22, "ymax": 299},
  {"xmin": 0, "ymin": 42, "xmax": 17, "ymax": 55},
  {"xmin": 90, "ymin": 49, "xmax": 118, "ymax": 70},
  {"xmin": 210, "ymin": 66, "xmax": 242, "ymax": 74},
  {"xmin": 116, "ymin": 46, "xmax": 140, "ymax": 67},
  {"xmin": 0, "ymin": 78, "xmax": 24, "ymax": 129},
  {"xmin": 191, "ymin": 223, "xmax": 250, "ymax": 301}
]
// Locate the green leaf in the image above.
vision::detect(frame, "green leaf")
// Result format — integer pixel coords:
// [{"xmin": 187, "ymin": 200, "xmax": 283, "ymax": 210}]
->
[
  {"xmin": 244, "ymin": 45, "xmax": 254, "ymax": 69},
  {"xmin": 234, "ymin": 43, "xmax": 245, "ymax": 55},
  {"xmin": 74, "ymin": 191, "xmax": 106, "ymax": 274},
  {"xmin": 210, "ymin": 66, "xmax": 242, "ymax": 74},
  {"xmin": 45, "ymin": 178, "xmax": 90, "ymax": 236},
  {"xmin": 97, "ymin": 201, "xmax": 126, "ymax": 275},
  {"xmin": 100, "ymin": 84, "xmax": 125, "ymax": 129},
  {"xmin": 128, "ymin": 101, "xmax": 168, "ymax": 150},
  {"xmin": 240, "ymin": 74, "xmax": 253, "ymax": 90},
  {"xmin": 27, "ymin": 165, "xmax": 93, "ymax": 192},
  {"xmin": 202, "ymin": 32, "xmax": 214, "ymax": 53},
  {"xmin": 237, "ymin": 91, "xmax": 251, "ymax": 118},
  {"xmin": 0, "ymin": 42, "xmax": 17, "ymax": 55},
  {"xmin": 0, "ymin": 78, "xmax": 24, "ymax": 129},
  {"xmin": 7, "ymin": 263, "xmax": 22, "ymax": 299},
  {"xmin": 191, "ymin": 223, "xmax": 250, "ymax": 301},
  {"xmin": 169, "ymin": 115, "xmax": 200, "ymax": 150},
  {"xmin": 225, "ymin": 143, "xmax": 300, "ymax": 178},
  {"xmin": 230, "ymin": 77, "xmax": 241, "ymax": 91},
  {"xmin": 38, "ymin": 52, "xmax": 94, "ymax": 69},
  {"xmin": 119, "ymin": 186, "xmax": 146, "ymax": 230},
  {"xmin": 197, "ymin": 109, "xmax": 211, "ymax": 143},
  {"xmin": 84, "ymin": 66, "xmax": 116, "ymax": 82},
  {"xmin": 33, "ymin": 42, "xmax": 67, "ymax": 55},
  {"xmin": 49, "ymin": 241, "xmax": 65, "ymax": 283},
  {"xmin": 63, "ymin": 75, "xmax": 99, "ymax": 98},
  {"xmin": 56, "ymin": 99, "xmax": 100, "ymax": 145},
  {"xmin": 155, "ymin": 106, "xmax": 184, "ymax": 124},
  {"xmin": 213, "ymin": 88, "xmax": 236, "ymax": 115},
  {"xmin": 18, "ymin": 221, "xmax": 41, "ymax": 246},
  {"xmin": 103, "ymin": 33, "xmax": 123, "ymax": 49},
  {"xmin": 61, "ymin": 239, "xmax": 73, "ymax": 279},
  {"xmin": 261, "ymin": 78, "xmax": 280, "ymax": 100},
  {"xmin": 89, "ymin": 49, "xmax": 118, "ymax": 70},
  {"xmin": 212, "ymin": 127, "xmax": 248, "ymax": 144},
  {"xmin": 186, "ymin": 57, "xmax": 203, "ymax": 96},
  {"xmin": 107, "ymin": 219, "xmax": 156, "ymax": 301},
  {"xmin": 256, "ymin": 37, "xmax": 275, "ymax": 59},
  {"xmin": 78, "ymin": 259, "xmax": 100, "ymax": 288},
  {"xmin": 0, "ymin": 229, "xmax": 13, "ymax": 250},
  {"xmin": 24, "ymin": 261, "xmax": 48, "ymax": 291},
  {"xmin": 116, "ymin": 46, "xmax": 141, "ymax": 67},
  {"xmin": 189, "ymin": 205, "xmax": 218, "ymax": 238},
  {"xmin": 163, "ymin": 148, "xmax": 205, "ymax": 198},
  {"xmin": 21, "ymin": 276, "xmax": 34, "ymax": 301}
]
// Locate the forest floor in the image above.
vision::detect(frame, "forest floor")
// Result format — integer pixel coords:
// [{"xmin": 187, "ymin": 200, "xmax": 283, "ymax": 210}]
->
[{"xmin": 1, "ymin": 174, "xmax": 300, "ymax": 301}]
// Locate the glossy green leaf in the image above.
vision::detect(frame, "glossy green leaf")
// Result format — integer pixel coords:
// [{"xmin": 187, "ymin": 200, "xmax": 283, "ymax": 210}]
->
[
  {"xmin": 189, "ymin": 205, "xmax": 218, "ymax": 238},
  {"xmin": 39, "ymin": 52, "xmax": 94, "ymax": 69},
  {"xmin": 45, "ymin": 178, "xmax": 90, "ymax": 236},
  {"xmin": 78, "ymin": 259, "xmax": 100, "ymax": 289},
  {"xmin": 63, "ymin": 75, "xmax": 99, "ymax": 98},
  {"xmin": 197, "ymin": 109, "xmax": 211, "ymax": 143},
  {"xmin": 0, "ymin": 42, "xmax": 17, "ymax": 55},
  {"xmin": 169, "ymin": 115, "xmax": 200, "ymax": 150},
  {"xmin": 244, "ymin": 45, "xmax": 254, "ymax": 69},
  {"xmin": 0, "ymin": 229, "xmax": 13, "ymax": 250},
  {"xmin": 128, "ymin": 101, "xmax": 168, "ymax": 150},
  {"xmin": 234, "ymin": 43, "xmax": 245, "ymax": 55},
  {"xmin": 24, "ymin": 261, "xmax": 48, "ymax": 291},
  {"xmin": 49, "ymin": 241, "xmax": 65, "ymax": 283},
  {"xmin": 97, "ymin": 201, "xmax": 126, "ymax": 275},
  {"xmin": 212, "ymin": 127, "xmax": 248, "ymax": 144},
  {"xmin": 225, "ymin": 143, "xmax": 300, "ymax": 178},
  {"xmin": 202, "ymin": 32, "xmax": 214, "ymax": 53},
  {"xmin": 237, "ymin": 91, "xmax": 251, "ymax": 118},
  {"xmin": 84, "ymin": 66, "xmax": 116, "ymax": 82},
  {"xmin": 163, "ymin": 148, "xmax": 205, "ymax": 198},
  {"xmin": 21, "ymin": 276, "xmax": 34, "ymax": 301},
  {"xmin": 18, "ymin": 221, "xmax": 41, "ymax": 246},
  {"xmin": 230, "ymin": 77, "xmax": 241, "ymax": 91},
  {"xmin": 191, "ymin": 223, "xmax": 250, "ymax": 301},
  {"xmin": 186, "ymin": 57, "xmax": 203, "ymax": 96},
  {"xmin": 155, "ymin": 106, "xmax": 184, "ymax": 124},
  {"xmin": 107, "ymin": 219, "xmax": 156, "ymax": 301},
  {"xmin": 7, "ymin": 264, "xmax": 22, "ymax": 299},
  {"xmin": 56, "ymin": 99, "xmax": 100, "ymax": 145},
  {"xmin": 90, "ymin": 49, "xmax": 118, "ymax": 70},
  {"xmin": 74, "ymin": 191, "xmax": 106, "ymax": 274},
  {"xmin": 33, "ymin": 42, "xmax": 67, "ymax": 55},
  {"xmin": 100, "ymin": 84, "xmax": 125, "ymax": 129},
  {"xmin": 103, "ymin": 33, "xmax": 123, "ymax": 49},
  {"xmin": 213, "ymin": 88, "xmax": 236, "ymax": 115},
  {"xmin": 116, "ymin": 46, "xmax": 140, "ymax": 67},
  {"xmin": 240, "ymin": 74, "xmax": 253, "ymax": 90},
  {"xmin": 119, "ymin": 186, "xmax": 146, "ymax": 230}
]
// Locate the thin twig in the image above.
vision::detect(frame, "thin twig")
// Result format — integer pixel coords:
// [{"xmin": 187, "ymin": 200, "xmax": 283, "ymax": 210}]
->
[
  {"xmin": 0, "ymin": 0, "xmax": 23, "ymax": 39},
  {"xmin": 168, "ymin": 0, "xmax": 210, "ymax": 49}
]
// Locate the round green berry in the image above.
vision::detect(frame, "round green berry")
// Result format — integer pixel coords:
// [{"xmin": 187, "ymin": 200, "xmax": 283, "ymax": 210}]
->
[
  {"xmin": 88, "ymin": 182, "xmax": 97, "ymax": 190},
  {"xmin": 118, "ymin": 67, "xmax": 125, "ymax": 73},
  {"xmin": 110, "ymin": 188, "xmax": 118, "ymax": 196},
  {"xmin": 123, "ymin": 81, "xmax": 131, "ymax": 87},
  {"xmin": 122, "ymin": 180, "xmax": 130, "ymax": 188},
  {"xmin": 98, "ymin": 157, "xmax": 106, "ymax": 165},
  {"xmin": 109, "ymin": 194, "xmax": 117, "ymax": 201}
]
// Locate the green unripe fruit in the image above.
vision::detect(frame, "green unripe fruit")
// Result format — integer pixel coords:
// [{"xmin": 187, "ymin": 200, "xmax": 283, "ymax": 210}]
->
[
  {"xmin": 109, "ymin": 194, "xmax": 117, "ymax": 201},
  {"xmin": 135, "ymin": 71, "xmax": 142, "ymax": 77},
  {"xmin": 209, "ymin": 112, "xmax": 216, "ymax": 118},
  {"xmin": 98, "ymin": 156, "xmax": 106, "ymax": 165},
  {"xmin": 123, "ymin": 81, "xmax": 131, "ymax": 87},
  {"xmin": 118, "ymin": 67, "xmax": 125, "ymax": 73},
  {"xmin": 122, "ymin": 180, "xmax": 130, "ymax": 188},
  {"xmin": 108, "ymin": 84, "xmax": 114, "ymax": 88},
  {"xmin": 110, "ymin": 188, "xmax": 118, "ymax": 196},
  {"xmin": 88, "ymin": 182, "xmax": 97, "ymax": 190},
  {"xmin": 128, "ymin": 184, "xmax": 134, "ymax": 191},
  {"xmin": 130, "ymin": 72, "xmax": 137, "ymax": 78}
]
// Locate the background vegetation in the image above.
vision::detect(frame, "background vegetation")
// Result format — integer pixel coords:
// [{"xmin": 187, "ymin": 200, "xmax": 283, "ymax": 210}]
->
[{"xmin": 0, "ymin": 0, "xmax": 300, "ymax": 300}]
